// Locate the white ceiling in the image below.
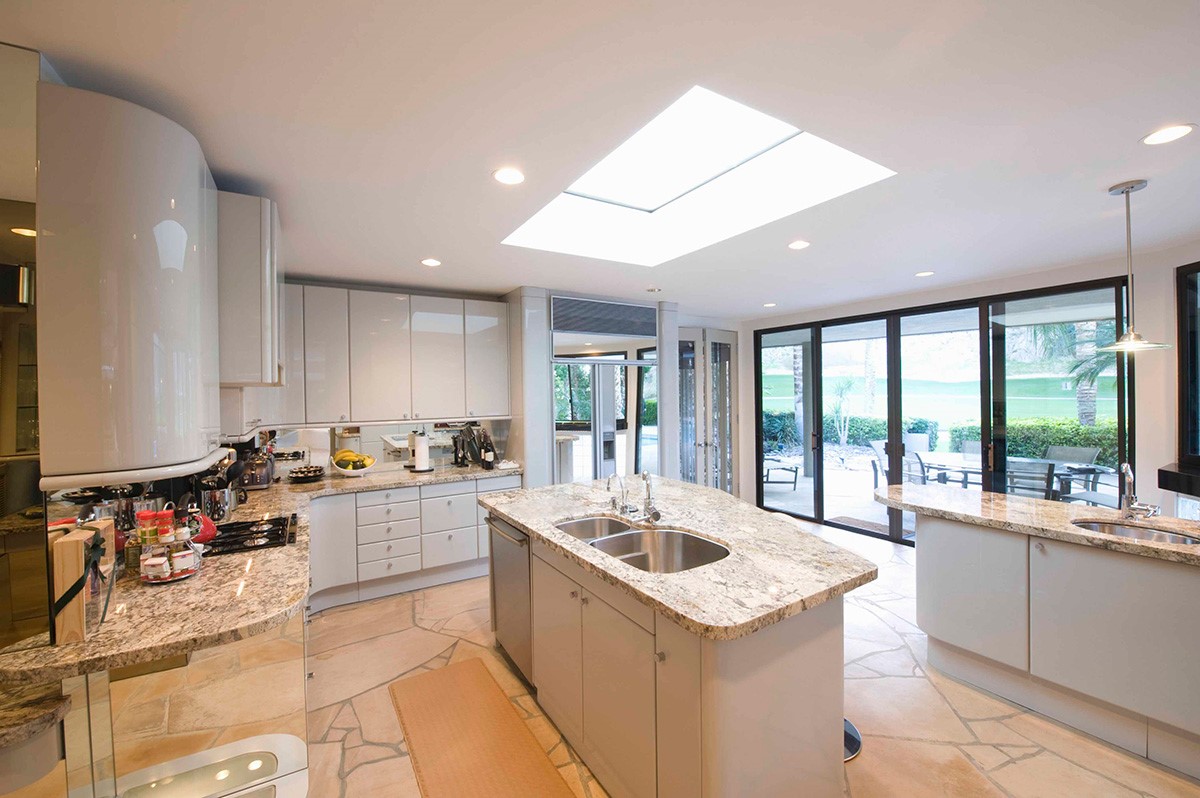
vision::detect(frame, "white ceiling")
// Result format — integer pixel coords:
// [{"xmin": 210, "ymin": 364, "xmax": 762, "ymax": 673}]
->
[{"xmin": 4, "ymin": 0, "xmax": 1199, "ymax": 320}]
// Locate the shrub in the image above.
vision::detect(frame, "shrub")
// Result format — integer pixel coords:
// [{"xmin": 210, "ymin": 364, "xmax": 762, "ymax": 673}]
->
[
  {"xmin": 761, "ymin": 410, "xmax": 937, "ymax": 451},
  {"xmin": 641, "ymin": 398, "xmax": 658, "ymax": 426},
  {"xmin": 948, "ymin": 418, "xmax": 1119, "ymax": 468}
]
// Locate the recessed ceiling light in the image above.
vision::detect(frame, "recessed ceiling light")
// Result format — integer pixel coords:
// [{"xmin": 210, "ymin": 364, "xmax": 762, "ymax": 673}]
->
[
  {"xmin": 503, "ymin": 86, "xmax": 895, "ymax": 266},
  {"xmin": 763, "ymin": 302, "xmax": 777, "ymax": 308},
  {"xmin": 787, "ymin": 239, "xmax": 810, "ymax": 250},
  {"xmin": 493, "ymin": 167, "xmax": 525, "ymax": 185},
  {"xmin": 10, "ymin": 227, "xmax": 36, "ymax": 237},
  {"xmin": 1141, "ymin": 124, "xmax": 1195, "ymax": 145},
  {"xmin": 915, "ymin": 271, "xmax": 935, "ymax": 278},
  {"xmin": 215, "ymin": 770, "xmax": 230, "ymax": 781},
  {"xmin": 247, "ymin": 760, "xmax": 263, "ymax": 772},
  {"xmin": 420, "ymin": 258, "xmax": 441, "ymax": 267},
  {"xmin": 646, "ymin": 287, "xmax": 662, "ymax": 293},
  {"xmin": 584, "ymin": 342, "xmax": 593, "ymax": 346}
]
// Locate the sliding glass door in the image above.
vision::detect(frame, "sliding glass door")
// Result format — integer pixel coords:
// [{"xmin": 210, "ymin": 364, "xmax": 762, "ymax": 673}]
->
[
  {"xmin": 754, "ymin": 278, "xmax": 1130, "ymax": 546},
  {"xmin": 680, "ymin": 329, "xmax": 738, "ymax": 493}
]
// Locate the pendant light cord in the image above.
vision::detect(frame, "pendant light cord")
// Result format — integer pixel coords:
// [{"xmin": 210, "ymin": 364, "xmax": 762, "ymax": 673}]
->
[{"xmin": 1125, "ymin": 187, "xmax": 1135, "ymax": 332}]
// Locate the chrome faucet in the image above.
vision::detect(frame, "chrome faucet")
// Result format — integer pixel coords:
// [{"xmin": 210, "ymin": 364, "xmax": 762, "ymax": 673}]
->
[
  {"xmin": 1120, "ymin": 463, "xmax": 1160, "ymax": 519},
  {"xmin": 607, "ymin": 474, "xmax": 637, "ymax": 516},
  {"xmin": 641, "ymin": 470, "xmax": 661, "ymax": 522}
]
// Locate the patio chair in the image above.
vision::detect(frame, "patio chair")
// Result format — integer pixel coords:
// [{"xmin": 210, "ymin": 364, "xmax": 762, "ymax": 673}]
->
[
  {"xmin": 763, "ymin": 456, "xmax": 799, "ymax": 490},
  {"xmin": 1059, "ymin": 467, "xmax": 1121, "ymax": 508},
  {"xmin": 870, "ymin": 440, "xmax": 927, "ymax": 488},
  {"xmin": 1045, "ymin": 445, "xmax": 1101, "ymax": 464},
  {"xmin": 1006, "ymin": 462, "xmax": 1056, "ymax": 500}
]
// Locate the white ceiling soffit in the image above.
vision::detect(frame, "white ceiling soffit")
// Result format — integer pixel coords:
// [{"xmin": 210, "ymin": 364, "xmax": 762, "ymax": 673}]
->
[{"xmin": 503, "ymin": 87, "xmax": 895, "ymax": 266}]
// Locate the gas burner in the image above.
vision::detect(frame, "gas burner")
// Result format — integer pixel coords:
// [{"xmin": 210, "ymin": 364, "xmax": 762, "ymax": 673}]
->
[
  {"xmin": 249, "ymin": 521, "xmax": 275, "ymax": 533},
  {"xmin": 207, "ymin": 514, "xmax": 297, "ymax": 556},
  {"xmin": 242, "ymin": 535, "xmax": 271, "ymax": 547},
  {"xmin": 274, "ymin": 450, "xmax": 306, "ymax": 461}
]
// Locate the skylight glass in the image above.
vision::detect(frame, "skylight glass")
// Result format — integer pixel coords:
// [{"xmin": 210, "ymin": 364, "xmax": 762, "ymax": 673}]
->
[
  {"xmin": 503, "ymin": 86, "xmax": 895, "ymax": 267},
  {"xmin": 565, "ymin": 86, "xmax": 799, "ymax": 212}
]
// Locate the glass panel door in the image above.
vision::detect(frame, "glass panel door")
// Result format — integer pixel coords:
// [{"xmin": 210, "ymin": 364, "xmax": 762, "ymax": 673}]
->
[
  {"xmin": 899, "ymin": 308, "xmax": 984, "ymax": 540},
  {"xmin": 679, "ymin": 329, "xmax": 738, "ymax": 493},
  {"xmin": 821, "ymin": 319, "xmax": 892, "ymax": 535},
  {"xmin": 758, "ymin": 326, "xmax": 819, "ymax": 519},
  {"xmin": 988, "ymin": 287, "xmax": 1123, "ymax": 507},
  {"xmin": 679, "ymin": 338, "xmax": 698, "ymax": 482},
  {"xmin": 634, "ymin": 348, "xmax": 658, "ymax": 474}
]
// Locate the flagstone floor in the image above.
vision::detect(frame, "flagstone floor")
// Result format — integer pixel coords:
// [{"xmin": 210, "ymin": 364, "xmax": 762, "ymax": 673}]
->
[{"xmin": 304, "ymin": 526, "xmax": 1200, "ymax": 798}]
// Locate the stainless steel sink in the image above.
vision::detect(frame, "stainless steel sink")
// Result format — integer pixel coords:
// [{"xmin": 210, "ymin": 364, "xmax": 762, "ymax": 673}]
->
[
  {"xmin": 589, "ymin": 528, "xmax": 730, "ymax": 574},
  {"xmin": 555, "ymin": 516, "xmax": 632, "ymax": 541},
  {"xmin": 1072, "ymin": 520, "xmax": 1200, "ymax": 546}
]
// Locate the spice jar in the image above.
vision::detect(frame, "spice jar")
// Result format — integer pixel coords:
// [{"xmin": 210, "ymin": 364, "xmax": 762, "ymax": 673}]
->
[{"xmin": 136, "ymin": 510, "xmax": 158, "ymax": 545}]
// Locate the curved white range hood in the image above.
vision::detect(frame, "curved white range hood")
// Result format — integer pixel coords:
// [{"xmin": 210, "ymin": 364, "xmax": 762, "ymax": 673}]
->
[{"xmin": 36, "ymin": 82, "xmax": 221, "ymax": 487}]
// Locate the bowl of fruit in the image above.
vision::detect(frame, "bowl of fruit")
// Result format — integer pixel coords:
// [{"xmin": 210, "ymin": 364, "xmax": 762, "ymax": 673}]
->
[{"xmin": 330, "ymin": 449, "xmax": 377, "ymax": 477}]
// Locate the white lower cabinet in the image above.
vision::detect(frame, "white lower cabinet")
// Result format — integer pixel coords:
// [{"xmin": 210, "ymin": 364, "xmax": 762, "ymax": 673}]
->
[
  {"xmin": 531, "ymin": 555, "xmax": 585, "ymax": 745},
  {"xmin": 531, "ymin": 552, "xmax": 657, "ymax": 798},
  {"xmin": 421, "ymin": 528, "xmax": 477, "ymax": 569},
  {"xmin": 308, "ymin": 494, "xmax": 357, "ymax": 595}
]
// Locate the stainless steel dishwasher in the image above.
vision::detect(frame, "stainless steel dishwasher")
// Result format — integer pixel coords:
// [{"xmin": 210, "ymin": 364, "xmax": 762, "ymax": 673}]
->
[{"xmin": 487, "ymin": 515, "xmax": 532, "ymax": 683}]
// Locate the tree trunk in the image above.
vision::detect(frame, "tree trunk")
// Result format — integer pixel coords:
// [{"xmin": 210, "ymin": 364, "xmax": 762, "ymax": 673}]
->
[
  {"xmin": 1075, "ymin": 321, "xmax": 1097, "ymax": 426},
  {"xmin": 792, "ymin": 345, "xmax": 805, "ymax": 450}
]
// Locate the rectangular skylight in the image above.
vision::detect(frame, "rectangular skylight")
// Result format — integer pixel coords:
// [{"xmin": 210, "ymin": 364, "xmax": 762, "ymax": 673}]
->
[
  {"xmin": 503, "ymin": 86, "xmax": 895, "ymax": 267},
  {"xmin": 565, "ymin": 86, "xmax": 799, "ymax": 212}
]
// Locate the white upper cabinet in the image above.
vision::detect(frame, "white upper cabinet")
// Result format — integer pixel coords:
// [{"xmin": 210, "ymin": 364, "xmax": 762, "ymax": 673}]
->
[
  {"xmin": 304, "ymin": 286, "xmax": 350, "ymax": 424},
  {"xmin": 218, "ymin": 191, "xmax": 283, "ymax": 386},
  {"xmin": 278, "ymin": 283, "xmax": 306, "ymax": 424},
  {"xmin": 410, "ymin": 296, "xmax": 465, "ymax": 420},
  {"xmin": 349, "ymin": 290, "xmax": 412, "ymax": 422},
  {"xmin": 464, "ymin": 299, "xmax": 510, "ymax": 418},
  {"xmin": 37, "ymin": 82, "xmax": 220, "ymax": 476}
]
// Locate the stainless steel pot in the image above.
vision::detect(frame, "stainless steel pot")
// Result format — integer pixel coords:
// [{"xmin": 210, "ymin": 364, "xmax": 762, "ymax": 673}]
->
[{"xmin": 197, "ymin": 483, "xmax": 247, "ymax": 523}]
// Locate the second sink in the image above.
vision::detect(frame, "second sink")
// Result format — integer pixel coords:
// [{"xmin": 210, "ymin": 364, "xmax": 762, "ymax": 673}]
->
[
  {"xmin": 556, "ymin": 516, "xmax": 632, "ymax": 541},
  {"xmin": 1072, "ymin": 520, "xmax": 1200, "ymax": 546},
  {"xmin": 590, "ymin": 528, "xmax": 730, "ymax": 574}
]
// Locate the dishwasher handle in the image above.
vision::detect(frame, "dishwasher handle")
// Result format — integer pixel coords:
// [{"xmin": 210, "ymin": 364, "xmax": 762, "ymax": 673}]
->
[{"xmin": 487, "ymin": 517, "xmax": 528, "ymax": 547}]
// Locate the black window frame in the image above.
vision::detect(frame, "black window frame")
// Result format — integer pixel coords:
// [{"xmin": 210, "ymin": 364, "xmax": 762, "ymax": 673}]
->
[{"xmin": 1177, "ymin": 261, "xmax": 1200, "ymax": 468}]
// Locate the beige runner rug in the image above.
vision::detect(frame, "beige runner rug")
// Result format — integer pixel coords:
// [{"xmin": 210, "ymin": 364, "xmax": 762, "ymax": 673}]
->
[{"xmin": 388, "ymin": 657, "xmax": 575, "ymax": 797}]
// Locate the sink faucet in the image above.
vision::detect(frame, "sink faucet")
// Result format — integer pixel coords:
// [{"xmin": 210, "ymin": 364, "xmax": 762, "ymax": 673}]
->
[
  {"xmin": 641, "ymin": 470, "xmax": 661, "ymax": 522},
  {"xmin": 1120, "ymin": 463, "xmax": 1160, "ymax": 519},
  {"xmin": 607, "ymin": 474, "xmax": 637, "ymax": 517}
]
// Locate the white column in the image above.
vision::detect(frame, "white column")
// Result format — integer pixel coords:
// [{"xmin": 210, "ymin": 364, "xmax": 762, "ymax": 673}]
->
[
  {"xmin": 658, "ymin": 302, "xmax": 680, "ymax": 479},
  {"xmin": 506, "ymin": 287, "xmax": 553, "ymax": 487}
]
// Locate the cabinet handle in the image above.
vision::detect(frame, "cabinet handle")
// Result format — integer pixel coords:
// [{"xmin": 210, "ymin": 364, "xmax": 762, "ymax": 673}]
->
[
  {"xmin": 385, "ymin": 507, "xmax": 392, "ymax": 515},
  {"xmin": 1034, "ymin": 541, "xmax": 1045, "ymax": 552},
  {"xmin": 339, "ymin": 415, "xmax": 347, "ymax": 421},
  {"xmin": 306, "ymin": 672, "xmax": 315, "ymax": 680},
  {"xmin": 569, "ymin": 590, "xmax": 579, "ymax": 599},
  {"xmin": 387, "ymin": 561, "xmax": 394, "ymax": 570},
  {"xmin": 448, "ymin": 534, "xmax": 454, "ymax": 540},
  {"xmin": 654, "ymin": 651, "xmax": 667, "ymax": 663},
  {"xmin": 386, "ymin": 526, "xmax": 392, "ymax": 533},
  {"xmin": 386, "ymin": 544, "xmax": 392, "ymax": 551},
  {"xmin": 469, "ymin": 410, "xmax": 475, "ymax": 416},
  {"xmin": 385, "ymin": 492, "xmax": 391, "ymax": 499},
  {"xmin": 446, "ymin": 499, "xmax": 453, "ymax": 506},
  {"xmin": 580, "ymin": 596, "xmax": 589, "ymax": 606},
  {"xmin": 414, "ymin": 413, "xmax": 420, "ymax": 419}
]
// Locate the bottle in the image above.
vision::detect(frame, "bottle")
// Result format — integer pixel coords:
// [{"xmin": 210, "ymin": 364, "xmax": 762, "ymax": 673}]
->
[{"xmin": 480, "ymin": 431, "xmax": 496, "ymax": 471}]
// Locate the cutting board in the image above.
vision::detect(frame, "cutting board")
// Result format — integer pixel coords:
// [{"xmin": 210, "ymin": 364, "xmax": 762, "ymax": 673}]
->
[{"xmin": 52, "ymin": 528, "xmax": 95, "ymax": 644}]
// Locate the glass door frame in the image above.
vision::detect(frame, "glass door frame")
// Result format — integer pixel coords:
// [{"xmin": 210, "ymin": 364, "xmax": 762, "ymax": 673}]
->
[
  {"xmin": 754, "ymin": 275, "xmax": 1132, "ymax": 546},
  {"xmin": 679, "ymin": 327, "xmax": 739, "ymax": 494}
]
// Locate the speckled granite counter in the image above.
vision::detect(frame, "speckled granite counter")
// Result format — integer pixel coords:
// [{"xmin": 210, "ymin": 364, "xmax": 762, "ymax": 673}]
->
[
  {"xmin": 0, "ymin": 464, "xmax": 520, "ymax": 685},
  {"xmin": 479, "ymin": 478, "xmax": 877, "ymax": 640},
  {"xmin": 877, "ymin": 483, "xmax": 1200, "ymax": 567},
  {"xmin": 0, "ymin": 683, "xmax": 69, "ymax": 748}
]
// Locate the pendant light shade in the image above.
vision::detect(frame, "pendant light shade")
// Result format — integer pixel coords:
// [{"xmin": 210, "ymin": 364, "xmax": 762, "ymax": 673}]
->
[{"xmin": 1097, "ymin": 179, "xmax": 1170, "ymax": 353}]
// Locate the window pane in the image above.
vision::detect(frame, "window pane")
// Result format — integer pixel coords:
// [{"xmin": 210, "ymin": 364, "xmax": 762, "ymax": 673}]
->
[{"xmin": 759, "ymin": 327, "xmax": 817, "ymax": 517}]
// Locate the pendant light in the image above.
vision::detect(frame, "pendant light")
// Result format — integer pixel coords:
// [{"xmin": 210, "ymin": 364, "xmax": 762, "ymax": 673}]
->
[{"xmin": 1098, "ymin": 179, "xmax": 1170, "ymax": 353}]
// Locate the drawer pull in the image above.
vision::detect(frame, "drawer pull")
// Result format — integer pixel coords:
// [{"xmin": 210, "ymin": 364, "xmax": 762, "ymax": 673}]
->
[
  {"xmin": 385, "ymin": 507, "xmax": 392, "ymax": 515},
  {"xmin": 654, "ymin": 651, "xmax": 667, "ymax": 663},
  {"xmin": 386, "ymin": 544, "xmax": 392, "ymax": 551},
  {"xmin": 385, "ymin": 492, "xmax": 391, "ymax": 499},
  {"xmin": 448, "ymin": 534, "xmax": 454, "ymax": 540},
  {"xmin": 387, "ymin": 562, "xmax": 394, "ymax": 570},
  {"xmin": 569, "ymin": 590, "xmax": 579, "ymax": 599},
  {"xmin": 446, "ymin": 499, "xmax": 453, "ymax": 506},
  {"xmin": 580, "ymin": 596, "xmax": 590, "ymax": 606}
]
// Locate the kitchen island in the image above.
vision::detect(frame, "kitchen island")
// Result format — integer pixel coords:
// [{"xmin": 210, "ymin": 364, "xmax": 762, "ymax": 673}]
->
[
  {"xmin": 878, "ymin": 483, "xmax": 1200, "ymax": 781},
  {"xmin": 480, "ymin": 478, "xmax": 877, "ymax": 798}
]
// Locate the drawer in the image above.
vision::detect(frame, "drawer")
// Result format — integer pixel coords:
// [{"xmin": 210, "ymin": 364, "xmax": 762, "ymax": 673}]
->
[
  {"xmin": 358, "ymin": 537, "xmax": 420, "ymax": 564},
  {"xmin": 476, "ymin": 474, "xmax": 521, "ymax": 493},
  {"xmin": 421, "ymin": 494, "xmax": 477, "ymax": 533},
  {"xmin": 356, "ymin": 486, "xmax": 419, "ymax": 508},
  {"xmin": 356, "ymin": 501, "xmax": 419, "ymax": 527},
  {"xmin": 358, "ymin": 553, "xmax": 421, "ymax": 582},
  {"xmin": 421, "ymin": 480, "xmax": 477, "ymax": 499},
  {"xmin": 422, "ymin": 528, "xmax": 479, "ymax": 569},
  {"xmin": 477, "ymin": 524, "xmax": 489, "ymax": 557},
  {"xmin": 356, "ymin": 518, "xmax": 420, "ymax": 545}
]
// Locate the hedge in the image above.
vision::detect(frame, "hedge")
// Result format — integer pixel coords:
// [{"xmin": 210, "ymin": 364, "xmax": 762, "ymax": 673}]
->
[
  {"xmin": 641, "ymin": 398, "xmax": 658, "ymax": 425},
  {"xmin": 761, "ymin": 410, "xmax": 938, "ymax": 450},
  {"xmin": 949, "ymin": 418, "xmax": 1119, "ymax": 468}
]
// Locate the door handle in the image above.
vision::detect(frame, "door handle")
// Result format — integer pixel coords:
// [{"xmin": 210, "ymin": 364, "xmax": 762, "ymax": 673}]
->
[{"xmin": 487, "ymin": 519, "xmax": 527, "ymax": 547}]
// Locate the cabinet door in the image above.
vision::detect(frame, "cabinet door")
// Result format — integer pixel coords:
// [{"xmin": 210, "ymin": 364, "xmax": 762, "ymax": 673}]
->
[
  {"xmin": 464, "ymin": 299, "xmax": 509, "ymax": 418},
  {"xmin": 349, "ymin": 290, "xmax": 412, "ymax": 422},
  {"xmin": 582, "ymin": 591, "xmax": 657, "ymax": 798},
  {"xmin": 218, "ymin": 192, "xmax": 280, "ymax": 385},
  {"xmin": 303, "ymin": 285, "xmax": 350, "ymax": 424},
  {"xmin": 308, "ymin": 494, "xmax": 357, "ymax": 594},
  {"xmin": 278, "ymin": 283, "xmax": 306, "ymax": 425},
  {"xmin": 410, "ymin": 295, "xmax": 465, "ymax": 420},
  {"xmin": 531, "ymin": 555, "xmax": 583, "ymax": 746}
]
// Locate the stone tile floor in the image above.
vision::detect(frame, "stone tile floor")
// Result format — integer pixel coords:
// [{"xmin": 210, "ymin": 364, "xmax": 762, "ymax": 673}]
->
[{"xmin": 306, "ymin": 527, "xmax": 1200, "ymax": 797}]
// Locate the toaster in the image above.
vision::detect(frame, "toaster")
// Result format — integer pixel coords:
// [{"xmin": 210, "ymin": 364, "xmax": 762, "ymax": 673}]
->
[{"xmin": 240, "ymin": 451, "xmax": 275, "ymax": 491}]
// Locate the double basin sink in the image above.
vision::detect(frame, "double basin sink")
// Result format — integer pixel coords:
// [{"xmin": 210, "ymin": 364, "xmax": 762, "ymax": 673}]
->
[
  {"xmin": 1072, "ymin": 519, "xmax": 1200, "ymax": 546},
  {"xmin": 554, "ymin": 517, "xmax": 730, "ymax": 574}
]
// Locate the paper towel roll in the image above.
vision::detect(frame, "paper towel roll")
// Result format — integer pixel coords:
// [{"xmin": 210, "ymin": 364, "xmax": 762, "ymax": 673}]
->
[
  {"xmin": 414, "ymin": 434, "xmax": 430, "ymax": 471},
  {"xmin": 407, "ymin": 431, "xmax": 417, "ymax": 466}
]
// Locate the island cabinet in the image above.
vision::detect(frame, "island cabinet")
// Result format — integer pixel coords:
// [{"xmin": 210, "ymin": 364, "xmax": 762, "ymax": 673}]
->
[
  {"xmin": 307, "ymin": 494, "xmax": 357, "ymax": 596},
  {"xmin": 531, "ymin": 551, "xmax": 657, "ymax": 798},
  {"xmin": 527, "ymin": 537, "xmax": 843, "ymax": 798}
]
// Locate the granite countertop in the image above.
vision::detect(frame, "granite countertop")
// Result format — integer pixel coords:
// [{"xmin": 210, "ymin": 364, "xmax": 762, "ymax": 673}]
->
[
  {"xmin": 0, "ymin": 683, "xmax": 70, "ymax": 749},
  {"xmin": 877, "ymin": 483, "xmax": 1200, "ymax": 567},
  {"xmin": 479, "ymin": 478, "xmax": 877, "ymax": 641},
  {"xmin": 0, "ymin": 463, "xmax": 520, "ymax": 685}
]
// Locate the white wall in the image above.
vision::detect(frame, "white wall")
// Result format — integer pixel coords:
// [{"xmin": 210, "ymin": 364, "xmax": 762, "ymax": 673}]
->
[{"xmin": 736, "ymin": 238, "xmax": 1200, "ymax": 510}]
